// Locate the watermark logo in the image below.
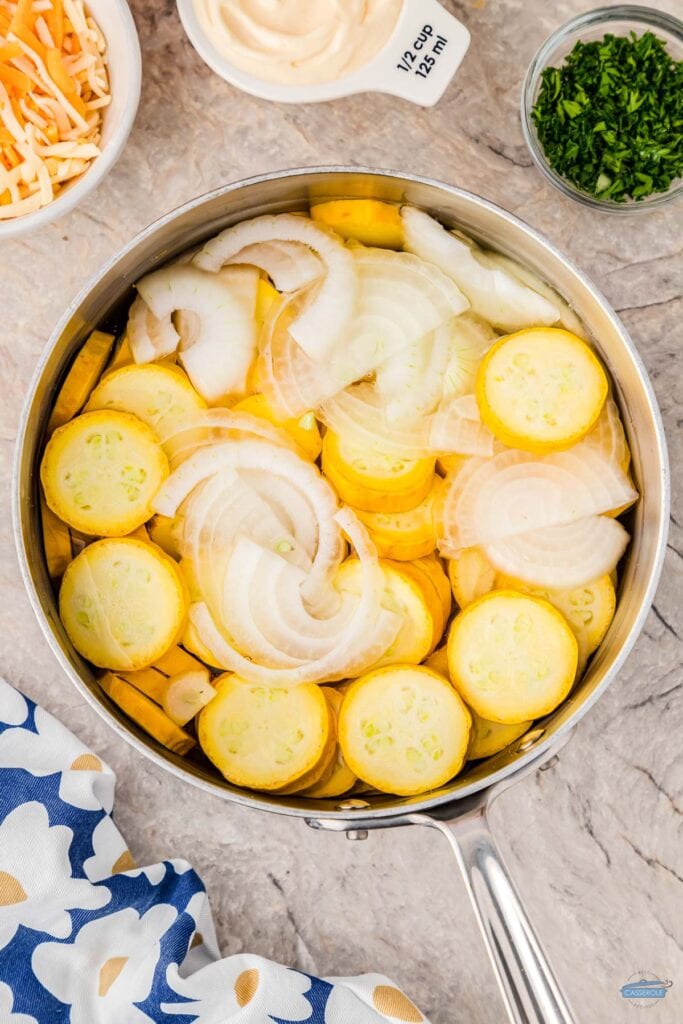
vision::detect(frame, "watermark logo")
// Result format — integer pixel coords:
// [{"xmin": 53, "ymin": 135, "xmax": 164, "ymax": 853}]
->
[{"xmin": 620, "ymin": 971, "xmax": 673, "ymax": 1008}]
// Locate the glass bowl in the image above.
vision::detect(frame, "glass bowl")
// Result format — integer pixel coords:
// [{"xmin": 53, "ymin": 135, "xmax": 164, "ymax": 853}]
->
[{"xmin": 521, "ymin": 5, "xmax": 683, "ymax": 212}]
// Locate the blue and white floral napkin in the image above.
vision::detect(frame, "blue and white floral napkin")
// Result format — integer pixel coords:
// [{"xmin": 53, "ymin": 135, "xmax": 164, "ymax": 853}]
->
[{"xmin": 0, "ymin": 678, "xmax": 428, "ymax": 1024}]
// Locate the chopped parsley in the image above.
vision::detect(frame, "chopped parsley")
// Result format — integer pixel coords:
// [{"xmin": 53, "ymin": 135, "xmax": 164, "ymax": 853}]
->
[{"xmin": 531, "ymin": 30, "xmax": 683, "ymax": 202}]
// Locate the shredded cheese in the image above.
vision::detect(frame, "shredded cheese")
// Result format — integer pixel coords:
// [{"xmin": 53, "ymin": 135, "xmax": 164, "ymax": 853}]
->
[{"xmin": 0, "ymin": 0, "xmax": 109, "ymax": 219}]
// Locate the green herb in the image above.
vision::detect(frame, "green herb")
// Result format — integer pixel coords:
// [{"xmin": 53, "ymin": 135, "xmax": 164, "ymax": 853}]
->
[{"xmin": 531, "ymin": 31, "xmax": 683, "ymax": 202}]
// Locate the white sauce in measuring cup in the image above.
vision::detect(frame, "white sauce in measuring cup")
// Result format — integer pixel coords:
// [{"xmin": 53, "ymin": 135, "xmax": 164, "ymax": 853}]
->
[{"xmin": 192, "ymin": 0, "xmax": 404, "ymax": 86}]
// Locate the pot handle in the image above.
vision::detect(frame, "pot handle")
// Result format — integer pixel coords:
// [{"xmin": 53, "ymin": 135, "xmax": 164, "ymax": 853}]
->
[{"xmin": 427, "ymin": 807, "xmax": 576, "ymax": 1024}]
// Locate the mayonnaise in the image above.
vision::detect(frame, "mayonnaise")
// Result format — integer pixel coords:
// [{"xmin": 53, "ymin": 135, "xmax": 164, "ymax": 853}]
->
[{"xmin": 193, "ymin": 0, "xmax": 404, "ymax": 86}]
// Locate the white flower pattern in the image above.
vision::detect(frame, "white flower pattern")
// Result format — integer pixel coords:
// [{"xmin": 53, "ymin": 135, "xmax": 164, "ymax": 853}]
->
[
  {"xmin": 0, "ymin": 802, "xmax": 110, "ymax": 951},
  {"xmin": 0, "ymin": 680, "xmax": 428, "ymax": 1024},
  {"xmin": 32, "ymin": 904, "xmax": 178, "ymax": 1024},
  {"xmin": 0, "ymin": 704, "xmax": 115, "ymax": 812},
  {"xmin": 0, "ymin": 679, "xmax": 29, "ymax": 726}
]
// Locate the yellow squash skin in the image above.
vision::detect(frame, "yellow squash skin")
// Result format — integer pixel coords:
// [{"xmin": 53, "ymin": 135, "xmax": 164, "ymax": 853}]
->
[
  {"xmin": 448, "ymin": 589, "xmax": 578, "ymax": 724},
  {"xmin": 476, "ymin": 328, "xmax": 608, "ymax": 453}
]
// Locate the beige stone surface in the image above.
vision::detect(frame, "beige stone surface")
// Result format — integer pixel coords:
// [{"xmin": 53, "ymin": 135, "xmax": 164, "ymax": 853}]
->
[{"xmin": 1, "ymin": 1, "xmax": 682, "ymax": 1021}]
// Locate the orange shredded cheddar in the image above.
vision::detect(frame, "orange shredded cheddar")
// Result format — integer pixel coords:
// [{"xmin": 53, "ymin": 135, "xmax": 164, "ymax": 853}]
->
[
  {"xmin": 0, "ymin": 42, "xmax": 22, "ymax": 62},
  {"xmin": 0, "ymin": 0, "xmax": 110, "ymax": 221}
]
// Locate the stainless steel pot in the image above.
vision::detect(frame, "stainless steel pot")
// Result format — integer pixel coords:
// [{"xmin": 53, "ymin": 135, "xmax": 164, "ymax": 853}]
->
[{"xmin": 14, "ymin": 168, "xmax": 669, "ymax": 1024}]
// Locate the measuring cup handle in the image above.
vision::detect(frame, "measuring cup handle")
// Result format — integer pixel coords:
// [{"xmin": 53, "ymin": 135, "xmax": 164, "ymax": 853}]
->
[{"xmin": 428, "ymin": 808, "xmax": 577, "ymax": 1024}]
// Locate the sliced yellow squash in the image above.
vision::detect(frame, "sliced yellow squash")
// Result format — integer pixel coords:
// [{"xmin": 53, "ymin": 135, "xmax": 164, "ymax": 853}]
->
[
  {"xmin": 59, "ymin": 538, "xmax": 188, "ymax": 671},
  {"xmin": 47, "ymin": 330, "xmax": 116, "ymax": 435},
  {"xmin": 274, "ymin": 696, "xmax": 337, "ymax": 795},
  {"xmin": 41, "ymin": 410, "xmax": 169, "ymax": 537},
  {"xmin": 338, "ymin": 665, "xmax": 471, "ymax": 796},
  {"xmin": 322, "ymin": 432, "xmax": 434, "ymax": 513},
  {"xmin": 353, "ymin": 479, "xmax": 440, "ymax": 561},
  {"xmin": 232, "ymin": 392, "xmax": 321, "ymax": 460},
  {"xmin": 448, "ymin": 589, "xmax": 578, "ymax": 723},
  {"xmin": 384, "ymin": 557, "xmax": 446, "ymax": 654},
  {"xmin": 448, "ymin": 547, "xmax": 496, "ymax": 609},
  {"xmin": 301, "ymin": 687, "xmax": 357, "ymax": 799},
  {"xmin": 148, "ymin": 514, "xmax": 180, "ymax": 559},
  {"xmin": 86, "ymin": 362, "xmax": 205, "ymax": 436},
  {"xmin": 40, "ymin": 491, "xmax": 72, "ymax": 580},
  {"xmin": 476, "ymin": 328, "xmax": 608, "ymax": 453},
  {"xmin": 119, "ymin": 666, "xmax": 169, "ymax": 704},
  {"xmin": 335, "ymin": 558, "xmax": 434, "ymax": 668},
  {"xmin": 255, "ymin": 277, "xmax": 280, "ymax": 326},
  {"xmin": 311, "ymin": 199, "xmax": 403, "ymax": 248},
  {"xmin": 468, "ymin": 716, "xmax": 532, "ymax": 760},
  {"xmin": 424, "ymin": 644, "xmax": 533, "ymax": 759},
  {"xmin": 198, "ymin": 674, "xmax": 331, "ymax": 791},
  {"xmin": 99, "ymin": 673, "xmax": 195, "ymax": 755},
  {"xmin": 105, "ymin": 333, "xmax": 134, "ymax": 375},
  {"xmin": 495, "ymin": 572, "xmax": 616, "ymax": 665},
  {"xmin": 153, "ymin": 644, "xmax": 205, "ymax": 677}
]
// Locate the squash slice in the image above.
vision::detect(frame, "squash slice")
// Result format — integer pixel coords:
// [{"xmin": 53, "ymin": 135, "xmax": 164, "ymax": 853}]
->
[
  {"xmin": 41, "ymin": 410, "xmax": 169, "ymax": 537},
  {"xmin": 353, "ymin": 479, "xmax": 440, "ymax": 561},
  {"xmin": 448, "ymin": 590, "xmax": 578, "ymax": 723},
  {"xmin": 40, "ymin": 491, "xmax": 72, "ymax": 580},
  {"xmin": 311, "ymin": 199, "xmax": 403, "ymax": 249},
  {"xmin": 232, "ymin": 392, "xmax": 321, "ymax": 460},
  {"xmin": 448, "ymin": 547, "xmax": 496, "ymax": 609},
  {"xmin": 59, "ymin": 538, "xmax": 188, "ymax": 672},
  {"xmin": 476, "ymin": 328, "xmax": 608, "ymax": 453},
  {"xmin": 339, "ymin": 665, "xmax": 471, "ymax": 796},
  {"xmin": 468, "ymin": 716, "xmax": 532, "ymax": 760},
  {"xmin": 47, "ymin": 330, "xmax": 116, "ymax": 435},
  {"xmin": 335, "ymin": 559, "xmax": 434, "ymax": 669},
  {"xmin": 495, "ymin": 572, "xmax": 616, "ymax": 665},
  {"xmin": 198, "ymin": 674, "xmax": 331, "ymax": 791},
  {"xmin": 301, "ymin": 688, "xmax": 357, "ymax": 799},
  {"xmin": 99, "ymin": 673, "xmax": 195, "ymax": 755},
  {"xmin": 86, "ymin": 362, "xmax": 205, "ymax": 437},
  {"xmin": 424, "ymin": 645, "xmax": 532, "ymax": 759}
]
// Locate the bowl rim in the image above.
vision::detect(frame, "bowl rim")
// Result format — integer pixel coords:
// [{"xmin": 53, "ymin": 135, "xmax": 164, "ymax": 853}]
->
[
  {"xmin": 520, "ymin": 4, "xmax": 683, "ymax": 213},
  {"xmin": 13, "ymin": 165, "xmax": 671, "ymax": 820},
  {"xmin": 0, "ymin": 0, "xmax": 142, "ymax": 241}
]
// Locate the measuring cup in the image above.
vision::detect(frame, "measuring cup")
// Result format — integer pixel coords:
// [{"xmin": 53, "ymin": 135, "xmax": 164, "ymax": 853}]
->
[{"xmin": 176, "ymin": 0, "xmax": 470, "ymax": 106}]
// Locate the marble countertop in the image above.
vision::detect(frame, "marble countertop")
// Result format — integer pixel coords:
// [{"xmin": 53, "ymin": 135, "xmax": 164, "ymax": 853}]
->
[{"xmin": 1, "ymin": 1, "xmax": 682, "ymax": 1021}]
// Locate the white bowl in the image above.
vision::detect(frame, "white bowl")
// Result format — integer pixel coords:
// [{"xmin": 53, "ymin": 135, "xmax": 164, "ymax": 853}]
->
[
  {"xmin": 0, "ymin": 0, "xmax": 141, "ymax": 241},
  {"xmin": 176, "ymin": 0, "xmax": 470, "ymax": 107}
]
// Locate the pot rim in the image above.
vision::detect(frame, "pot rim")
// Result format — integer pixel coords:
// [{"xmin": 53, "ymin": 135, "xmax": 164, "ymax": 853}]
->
[{"xmin": 13, "ymin": 165, "xmax": 671, "ymax": 821}]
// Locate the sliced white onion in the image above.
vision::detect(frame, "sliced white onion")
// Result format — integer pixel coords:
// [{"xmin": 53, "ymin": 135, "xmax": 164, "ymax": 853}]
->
[
  {"xmin": 374, "ymin": 321, "xmax": 454, "ymax": 424},
  {"xmin": 439, "ymin": 447, "xmax": 637, "ymax": 550},
  {"xmin": 188, "ymin": 509, "xmax": 400, "ymax": 685},
  {"xmin": 320, "ymin": 383, "xmax": 433, "ymax": 456},
  {"xmin": 127, "ymin": 294, "xmax": 179, "ymax": 363},
  {"xmin": 402, "ymin": 206, "xmax": 561, "ymax": 332},
  {"xmin": 154, "ymin": 438, "xmax": 343, "ymax": 595},
  {"xmin": 442, "ymin": 313, "xmax": 498, "ymax": 398},
  {"xmin": 481, "ymin": 251, "xmax": 587, "ymax": 338},
  {"xmin": 132, "ymin": 264, "xmax": 259, "ymax": 403},
  {"xmin": 582, "ymin": 397, "xmax": 631, "ymax": 470},
  {"xmin": 429, "ymin": 394, "xmax": 495, "ymax": 456},
  {"xmin": 484, "ymin": 516, "xmax": 630, "ymax": 590},
  {"xmin": 157, "ymin": 409, "xmax": 299, "ymax": 466},
  {"xmin": 193, "ymin": 212, "xmax": 357, "ymax": 362},
  {"xmin": 223, "ymin": 538, "xmax": 356, "ymax": 663},
  {"xmin": 226, "ymin": 240, "xmax": 323, "ymax": 291},
  {"xmin": 258, "ymin": 247, "xmax": 468, "ymax": 419}
]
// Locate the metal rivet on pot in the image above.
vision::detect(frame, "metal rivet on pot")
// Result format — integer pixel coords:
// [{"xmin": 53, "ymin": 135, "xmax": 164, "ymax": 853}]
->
[
  {"xmin": 336, "ymin": 799, "xmax": 371, "ymax": 811},
  {"xmin": 346, "ymin": 830, "xmax": 369, "ymax": 841},
  {"xmin": 517, "ymin": 728, "xmax": 545, "ymax": 752}
]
